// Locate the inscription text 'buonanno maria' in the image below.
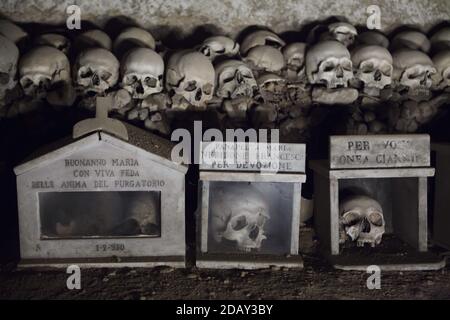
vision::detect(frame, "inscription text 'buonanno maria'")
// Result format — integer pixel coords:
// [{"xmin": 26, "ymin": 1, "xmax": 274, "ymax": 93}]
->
[{"xmin": 31, "ymin": 158, "xmax": 165, "ymax": 190}]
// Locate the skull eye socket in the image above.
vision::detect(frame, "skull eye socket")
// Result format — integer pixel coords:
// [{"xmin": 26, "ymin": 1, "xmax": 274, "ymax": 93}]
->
[
  {"xmin": 342, "ymin": 211, "xmax": 361, "ymax": 226},
  {"xmin": 80, "ymin": 68, "xmax": 93, "ymax": 78},
  {"xmin": 323, "ymin": 61, "xmax": 335, "ymax": 72},
  {"xmin": 126, "ymin": 75, "xmax": 138, "ymax": 85},
  {"xmin": 380, "ymin": 63, "xmax": 393, "ymax": 76},
  {"xmin": 341, "ymin": 60, "xmax": 352, "ymax": 71},
  {"xmin": 99, "ymin": 71, "xmax": 112, "ymax": 81},
  {"xmin": 185, "ymin": 80, "xmax": 197, "ymax": 92},
  {"xmin": 202, "ymin": 83, "xmax": 213, "ymax": 95},
  {"xmin": 361, "ymin": 62, "xmax": 374, "ymax": 73},
  {"xmin": 20, "ymin": 78, "xmax": 33, "ymax": 88},
  {"xmin": 368, "ymin": 212, "xmax": 383, "ymax": 226},
  {"xmin": 0, "ymin": 72, "xmax": 10, "ymax": 85},
  {"xmin": 222, "ymin": 73, "xmax": 235, "ymax": 83},
  {"xmin": 242, "ymin": 71, "xmax": 254, "ymax": 78},
  {"xmin": 231, "ymin": 215, "xmax": 248, "ymax": 230},
  {"xmin": 145, "ymin": 77, "xmax": 157, "ymax": 88}
]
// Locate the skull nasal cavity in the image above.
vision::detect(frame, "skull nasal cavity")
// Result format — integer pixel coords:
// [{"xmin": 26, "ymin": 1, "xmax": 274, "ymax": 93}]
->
[
  {"xmin": 136, "ymin": 82, "xmax": 144, "ymax": 94},
  {"xmin": 362, "ymin": 219, "xmax": 371, "ymax": 233},
  {"xmin": 336, "ymin": 67, "xmax": 344, "ymax": 78},
  {"xmin": 374, "ymin": 70, "xmax": 382, "ymax": 81},
  {"xmin": 92, "ymin": 74, "xmax": 100, "ymax": 86},
  {"xmin": 195, "ymin": 88, "xmax": 202, "ymax": 101},
  {"xmin": 249, "ymin": 226, "xmax": 260, "ymax": 240}
]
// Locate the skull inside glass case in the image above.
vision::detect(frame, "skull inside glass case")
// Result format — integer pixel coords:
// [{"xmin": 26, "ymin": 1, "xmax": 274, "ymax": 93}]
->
[
  {"xmin": 197, "ymin": 142, "xmax": 306, "ymax": 269},
  {"xmin": 208, "ymin": 181, "xmax": 294, "ymax": 254},
  {"xmin": 39, "ymin": 191, "xmax": 161, "ymax": 239},
  {"xmin": 14, "ymin": 103, "xmax": 187, "ymax": 268}
]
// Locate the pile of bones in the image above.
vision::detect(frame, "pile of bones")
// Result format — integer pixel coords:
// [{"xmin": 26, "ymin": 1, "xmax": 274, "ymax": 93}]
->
[
  {"xmin": 1, "ymin": 18, "xmax": 450, "ymax": 137},
  {"xmin": 1, "ymin": 19, "xmax": 450, "ymax": 250}
]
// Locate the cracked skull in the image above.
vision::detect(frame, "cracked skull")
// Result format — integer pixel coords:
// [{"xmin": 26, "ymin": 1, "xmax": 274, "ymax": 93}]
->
[
  {"xmin": 339, "ymin": 195, "xmax": 385, "ymax": 247},
  {"xmin": 244, "ymin": 45, "xmax": 285, "ymax": 75},
  {"xmin": 240, "ymin": 30, "xmax": 285, "ymax": 55},
  {"xmin": 210, "ymin": 183, "xmax": 270, "ymax": 252},
  {"xmin": 34, "ymin": 33, "xmax": 71, "ymax": 55},
  {"xmin": 356, "ymin": 31, "xmax": 389, "ymax": 48},
  {"xmin": 391, "ymin": 30, "xmax": 431, "ymax": 53},
  {"xmin": 392, "ymin": 49, "xmax": 436, "ymax": 96},
  {"xmin": 121, "ymin": 48, "xmax": 164, "ymax": 99},
  {"xmin": 0, "ymin": 19, "xmax": 27, "ymax": 44},
  {"xmin": 166, "ymin": 50, "xmax": 215, "ymax": 108},
  {"xmin": 431, "ymin": 50, "xmax": 450, "ymax": 91},
  {"xmin": 306, "ymin": 40, "xmax": 353, "ymax": 89},
  {"xmin": 199, "ymin": 36, "xmax": 239, "ymax": 60},
  {"xmin": 113, "ymin": 27, "xmax": 156, "ymax": 58},
  {"xmin": 74, "ymin": 48, "xmax": 119, "ymax": 94},
  {"xmin": 74, "ymin": 29, "xmax": 112, "ymax": 51},
  {"xmin": 126, "ymin": 192, "xmax": 160, "ymax": 236},
  {"xmin": 215, "ymin": 59, "xmax": 257, "ymax": 99},
  {"xmin": 352, "ymin": 45, "xmax": 393, "ymax": 93},
  {"xmin": 324, "ymin": 22, "xmax": 357, "ymax": 47},
  {"xmin": 19, "ymin": 46, "xmax": 71, "ymax": 99},
  {"xmin": 0, "ymin": 35, "xmax": 19, "ymax": 101},
  {"xmin": 282, "ymin": 42, "xmax": 307, "ymax": 81},
  {"xmin": 430, "ymin": 27, "xmax": 450, "ymax": 51}
]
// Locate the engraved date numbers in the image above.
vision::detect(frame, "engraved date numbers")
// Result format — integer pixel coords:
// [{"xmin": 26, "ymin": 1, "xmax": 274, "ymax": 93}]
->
[{"xmin": 95, "ymin": 243, "xmax": 125, "ymax": 252}]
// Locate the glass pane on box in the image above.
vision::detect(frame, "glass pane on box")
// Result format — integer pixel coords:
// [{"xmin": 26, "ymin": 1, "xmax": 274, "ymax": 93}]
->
[
  {"xmin": 207, "ymin": 181, "xmax": 293, "ymax": 254},
  {"xmin": 39, "ymin": 191, "xmax": 161, "ymax": 239}
]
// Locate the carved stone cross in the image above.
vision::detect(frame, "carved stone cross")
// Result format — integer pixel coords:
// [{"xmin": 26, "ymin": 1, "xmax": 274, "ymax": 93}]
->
[{"xmin": 73, "ymin": 96, "xmax": 129, "ymax": 141}]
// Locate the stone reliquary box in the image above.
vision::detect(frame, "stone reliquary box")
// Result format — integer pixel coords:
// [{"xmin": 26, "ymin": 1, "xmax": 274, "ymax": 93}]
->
[
  {"xmin": 14, "ymin": 100, "xmax": 187, "ymax": 268},
  {"xmin": 310, "ymin": 134, "xmax": 445, "ymax": 271},
  {"xmin": 432, "ymin": 142, "xmax": 450, "ymax": 251},
  {"xmin": 196, "ymin": 142, "xmax": 306, "ymax": 269}
]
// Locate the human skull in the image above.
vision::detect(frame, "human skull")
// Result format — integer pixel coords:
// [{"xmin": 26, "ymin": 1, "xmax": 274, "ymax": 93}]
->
[
  {"xmin": 166, "ymin": 50, "xmax": 215, "ymax": 108},
  {"xmin": 126, "ymin": 192, "xmax": 160, "ymax": 235},
  {"xmin": 282, "ymin": 42, "xmax": 307, "ymax": 81},
  {"xmin": 391, "ymin": 30, "xmax": 431, "ymax": 53},
  {"xmin": 431, "ymin": 50, "xmax": 450, "ymax": 91},
  {"xmin": 199, "ymin": 36, "xmax": 239, "ymax": 60},
  {"xmin": 392, "ymin": 49, "xmax": 436, "ymax": 97},
  {"xmin": 352, "ymin": 45, "xmax": 393, "ymax": 94},
  {"xmin": 215, "ymin": 59, "xmax": 257, "ymax": 99},
  {"xmin": 306, "ymin": 40, "xmax": 353, "ymax": 89},
  {"xmin": 19, "ymin": 46, "xmax": 71, "ymax": 99},
  {"xmin": 113, "ymin": 27, "xmax": 155, "ymax": 58},
  {"xmin": 0, "ymin": 19, "xmax": 27, "ymax": 44},
  {"xmin": 34, "ymin": 33, "xmax": 71, "ymax": 55},
  {"xmin": 120, "ymin": 48, "xmax": 164, "ymax": 99},
  {"xmin": 430, "ymin": 27, "xmax": 450, "ymax": 51},
  {"xmin": 325, "ymin": 22, "xmax": 357, "ymax": 47},
  {"xmin": 210, "ymin": 183, "xmax": 270, "ymax": 252},
  {"xmin": 240, "ymin": 30, "xmax": 285, "ymax": 55},
  {"xmin": 244, "ymin": 45, "xmax": 285, "ymax": 75},
  {"xmin": 74, "ymin": 48, "xmax": 119, "ymax": 94},
  {"xmin": 74, "ymin": 29, "xmax": 112, "ymax": 51},
  {"xmin": 0, "ymin": 35, "xmax": 19, "ymax": 101},
  {"xmin": 256, "ymin": 73, "xmax": 287, "ymax": 103},
  {"xmin": 339, "ymin": 195, "xmax": 385, "ymax": 247},
  {"xmin": 357, "ymin": 31, "xmax": 389, "ymax": 48}
]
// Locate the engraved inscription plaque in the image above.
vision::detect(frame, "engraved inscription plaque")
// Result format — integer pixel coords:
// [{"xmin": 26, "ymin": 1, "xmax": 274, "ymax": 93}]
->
[
  {"xmin": 330, "ymin": 134, "xmax": 430, "ymax": 169},
  {"xmin": 200, "ymin": 142, "xmax": 306, "ymax": 173}
]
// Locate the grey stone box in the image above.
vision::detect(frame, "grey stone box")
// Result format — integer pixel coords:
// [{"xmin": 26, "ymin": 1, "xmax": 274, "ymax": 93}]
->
[
  {"xmin": 14, "ymin": 123, "xmax": 187, "ymax": 268},
  {"xmin": 432, "ymin": 143, "xmax": 450, "ymax": 251},
  {"xmin": 196, "ymin": 143, "xmax": 306, "ymax": 269},
  {"xmin": 310, "ymin": 134, "xmax": 445, "ymax": 271}
]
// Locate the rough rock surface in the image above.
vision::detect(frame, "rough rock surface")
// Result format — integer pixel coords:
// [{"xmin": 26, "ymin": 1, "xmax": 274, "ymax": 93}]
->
[{"xmin": 1, "ymin": 0, "xmax": 449, "ymax": 39}]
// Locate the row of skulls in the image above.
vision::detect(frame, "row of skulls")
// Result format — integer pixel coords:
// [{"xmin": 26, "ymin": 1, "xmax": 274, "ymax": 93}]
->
[{"xmin": 1, "ymin": 19, "xmax": 450, "ymax": 133}]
